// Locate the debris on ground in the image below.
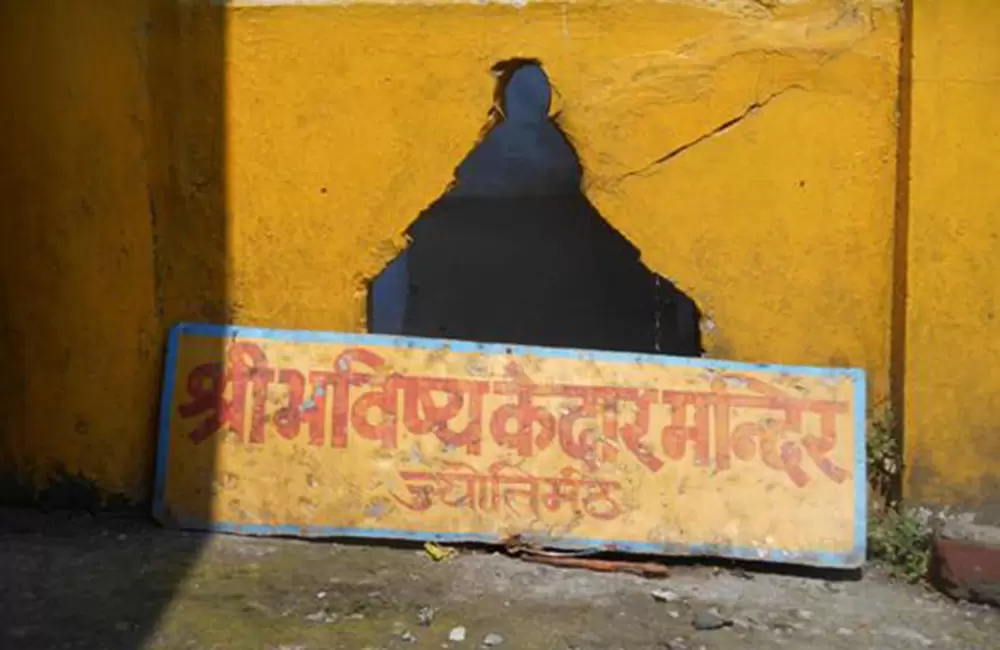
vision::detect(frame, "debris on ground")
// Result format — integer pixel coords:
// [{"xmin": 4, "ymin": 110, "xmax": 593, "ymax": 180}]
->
[
  {"xmin": 482, "ymin": 631, "xmax": 505, "ymax": 646},
  {"xmin": 424, "ymin": 541, "xmax": 458, "ymax": 562},
  {"xmin": 2, "ymin": 509, "xmax": 999, "ymax": 650},
  {"xmin": 448, "ymin": 626, "xmax": 467, "ymax": 642},
  {"xmin": 652, "ymin": 588, "xmax": 681, "ymax": 603},
  {"xmin": 502, "ymin": 536, "xmax": 669, "ymax": 577},
  {"xmin": 692, "ymin": 608, "xmax": 732, "ymax": 631},
  {"xmin": 517, "ymin": 553, "xmax": 670, "ymax": 577},
  {"xmin": 417, "ymin": 605, "xmax": 437, "ymax": 626},
  {"xmin": 304, "ymin": 608, "xmax": 337, "ymax": 624},
  {"xmin": 400, "ymin": 630, "xmax": 416, "ymax": 643}
]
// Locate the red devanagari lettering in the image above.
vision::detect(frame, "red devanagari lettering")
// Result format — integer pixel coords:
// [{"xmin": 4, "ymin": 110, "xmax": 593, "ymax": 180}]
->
[
  {"xmin": 390, "ymin": 469, "xmax": 437, "ymax": 511},
  {"xmin": 555, "ymin": 386, "xmax": 619, "ymax": 471},
  {"xmin": 389, "ymin": 463, "xmax": 623, "ymax": 521},
  {"xmin": 615, "ymin": 388, "xmax": 663, "ymax": 472},
  {"xmin": 542, "ymin": 468, "xmax": 583, "ymax": 513},
  {"xmin": 490, "ymin": 363, "xmax": 556, "ymax": 457},
  {"xmin": 400, "ymin": 377, "xmax": 487, "ymax": 454},
  {"xmin": 490, "ymin": 461, "xmax": 542, "ymax": 518},
  {"xmin": 580, "ymin": 476, "xmax": 624, "ymax": 520},
  {"xmin": 660, "ymin": 389, "xmax": 715, "ymax": 467},
  {"xmin": 711, "ymin": 374, "xmax": 850, "ymax": 487},
  {"xmin": 331, "ymin": 348, "xmax": 398, "ymax": 450},
  {"xmin": 273, "ymin": 369, "xmax": 304, "ymax": 440},
  {"xmin": 800, "ymin": 399, "xmax": 850, "ymax": 483},
  {"xmin": 177, "ymin": 342, "xmax": 272, "ymax": 444}
]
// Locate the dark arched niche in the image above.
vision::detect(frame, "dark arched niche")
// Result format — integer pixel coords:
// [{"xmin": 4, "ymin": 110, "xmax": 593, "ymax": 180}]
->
[{"xmin": 368, "ymin": 61, "xmax": 702, "ymax": 357}]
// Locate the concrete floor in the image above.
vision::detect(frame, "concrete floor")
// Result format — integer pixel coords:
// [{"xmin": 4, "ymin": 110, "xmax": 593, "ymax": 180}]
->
[{"xmin": 1, "ymin": 509, "xmax": 997, "ymax": 650}]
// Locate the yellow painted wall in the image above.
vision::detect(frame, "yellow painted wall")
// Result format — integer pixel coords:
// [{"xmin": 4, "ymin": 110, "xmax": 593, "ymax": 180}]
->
[
  {"xmin": 0, "ymin": 0, "xmax": 901, "ymax": 503},
  {"xmin": 0, "ymin": 1, "xmax": 161, "ymax": 500},
  {"xmin": 905, "ymin": 0, "xmax": 1000, "ymax": 517},
  {"xmin": 219, "ymin": 0, "xmax": 900, "ymax": 394}
]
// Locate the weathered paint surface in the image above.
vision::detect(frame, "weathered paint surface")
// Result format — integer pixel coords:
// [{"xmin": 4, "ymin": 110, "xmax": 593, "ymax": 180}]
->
[
  {"xmin": 216, "ymin": 0, "xmax": 900, "ymax": 398},
  {"xmin": 904, "ymin": 0, "xmax": 1000, "ymax": 518},
  {"xmin": 156, "ymin": 324, "xmax": 867, "ymax": 568},
  {"xmin": 0, "ymin": 1, "xmax": 161, "ymax": 501},
  {"xmin": 1, "ymin": 0, "xmax": 899, "ymax": 504}
]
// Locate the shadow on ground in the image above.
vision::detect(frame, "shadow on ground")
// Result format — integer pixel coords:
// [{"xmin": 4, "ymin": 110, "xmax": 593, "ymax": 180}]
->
[{"xmin": 2, "ymin": 509, "xmax": 998, "ymax": 650}]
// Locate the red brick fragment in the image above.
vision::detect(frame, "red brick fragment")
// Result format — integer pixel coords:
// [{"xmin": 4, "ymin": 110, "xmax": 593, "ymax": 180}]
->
[{"xmin": 929, "ymin": 521, "xmax": 1000, "ymax": 607}]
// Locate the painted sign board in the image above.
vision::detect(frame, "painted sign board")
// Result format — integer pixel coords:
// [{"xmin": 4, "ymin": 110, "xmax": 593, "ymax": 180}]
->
[{"xmin": 154, "ymin": 323, "xmax": 867, "ymax": 568}]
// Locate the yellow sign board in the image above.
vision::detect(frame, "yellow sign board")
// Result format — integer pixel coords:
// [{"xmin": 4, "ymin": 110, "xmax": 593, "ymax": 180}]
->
[{"xmin": 154, "ymin": 324, "xmax": 866, "ymax": 568}]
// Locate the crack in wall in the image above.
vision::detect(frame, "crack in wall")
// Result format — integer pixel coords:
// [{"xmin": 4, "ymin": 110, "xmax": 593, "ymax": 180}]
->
[{"xmin": 614, "ymin": 84, "xmax": 804, "ymax": 182}]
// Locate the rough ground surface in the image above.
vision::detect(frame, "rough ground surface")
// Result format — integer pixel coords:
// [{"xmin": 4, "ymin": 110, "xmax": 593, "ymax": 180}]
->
[{"xmin": 1, "ymin": 509, "xmax": 997, "ymax": 650}]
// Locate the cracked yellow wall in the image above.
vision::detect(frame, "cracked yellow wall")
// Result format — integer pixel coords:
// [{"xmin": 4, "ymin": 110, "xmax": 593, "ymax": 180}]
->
[
  {"xmin": 0, "ymin": 0, "xmax": 900, "ymax": 501},
  {"xmin": 905, "ymin": 0, "xmax": 1000, "ymax": 518},
  {"xmin": 218, "ymin": 0, "xmax": 900, "ymax": 383}
]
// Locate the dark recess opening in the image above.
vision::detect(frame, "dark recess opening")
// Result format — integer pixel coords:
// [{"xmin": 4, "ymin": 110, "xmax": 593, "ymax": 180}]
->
[{"xmin": 369, "ymin": 61, "xmax": 702, "ymax": 358}]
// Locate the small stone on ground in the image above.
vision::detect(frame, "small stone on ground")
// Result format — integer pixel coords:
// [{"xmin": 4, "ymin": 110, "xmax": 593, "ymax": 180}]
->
[{"xmin": 692, "ymin": 609, "xmax": 732, "ymax": 631}]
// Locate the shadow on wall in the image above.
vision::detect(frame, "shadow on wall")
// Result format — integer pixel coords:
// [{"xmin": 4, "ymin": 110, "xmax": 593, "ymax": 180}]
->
[
  {"xmin": 0, "ymin": 2, "xmax": 226, "ymax": 649},
  {"xmin": 368, "ymin": 61, "xmax": 702, "ymax": 357}
]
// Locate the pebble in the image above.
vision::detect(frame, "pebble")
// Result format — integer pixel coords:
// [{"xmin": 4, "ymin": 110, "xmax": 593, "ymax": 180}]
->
[
  {"xmin": 692, "ymin": 609, "xmax": 731, "ymax": 631},
  {"xmin": 305, "ymin": 610, "xmax": 337, "ymax": 624},
  {"xmin": 449, "ymin": 627, "xmax": 467, "ymax": 642},
  {"xmin": 482, "ymin": 632, "xmax": 504, "ymax": 646},
  {"xmin": 883, "ymin": 626, "xmax": 934, "ymax": 647},
  {"xmin": 652, "ymin": 589, "xmax": 681, "ymax": 603},
  {"xmin": 772, "ymin": 621, "xmax": 804, "ymax": 632},
  {"xmin": 418, "ymin": 606, "xmax": 437, "ymax": 626}
]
